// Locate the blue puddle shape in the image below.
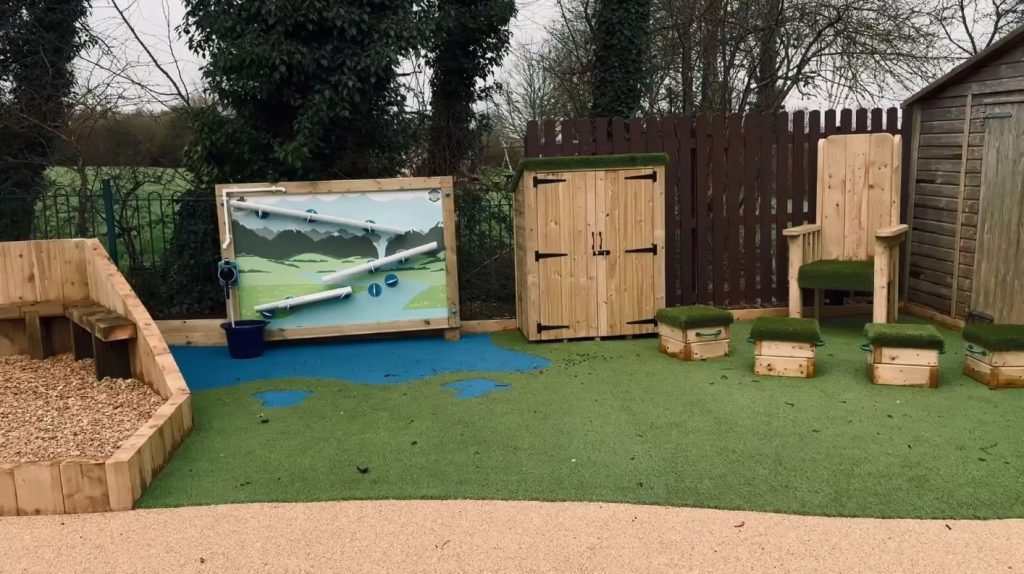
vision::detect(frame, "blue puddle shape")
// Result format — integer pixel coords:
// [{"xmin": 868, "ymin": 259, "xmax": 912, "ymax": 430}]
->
[
  {"xmin": 172, "ymin": 334, "xmax": 548, "ymax": 391},
  {"xmin": 253, "ymin": 390, "xmax": 312, "ymax": 409},
  {"xmin": 444, "ymin": 379, "xmax": 511, "ymax": 400}
]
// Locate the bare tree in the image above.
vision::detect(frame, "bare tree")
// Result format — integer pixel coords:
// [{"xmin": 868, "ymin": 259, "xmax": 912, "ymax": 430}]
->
[{"xmin": 927, "ymin": 0, "xmax": 1024, "ymax": 57}]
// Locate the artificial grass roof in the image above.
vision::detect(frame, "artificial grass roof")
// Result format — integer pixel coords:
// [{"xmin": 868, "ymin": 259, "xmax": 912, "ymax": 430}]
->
[
  {"xmin": 656, "ymin": 305, "xmax": 733, "ymax": 330},
  {"xmin": 798, "ymin": 260, "xmax": 875, "ymax": 293},
  {"xmin": 962, "ymin": 324, "xmax": 1024, "ymax": 352},
  {"xmin": 510, "ymin": 153, "xmax": 669, "ymax": 192},
  {"xmin": 750, "ymin": 317, "xmax": 821, "ymax": 344},
  {"xmin": 864, "ymin": 323, "xmax": 945, "ymax": 351}
]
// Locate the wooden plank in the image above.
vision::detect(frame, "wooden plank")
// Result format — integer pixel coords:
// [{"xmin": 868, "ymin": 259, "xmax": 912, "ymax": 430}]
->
[
  {"xmin": 93, "ymin": 339, "xmax": 133, "ymax": 380},
  {"xmin": 775, "ymin": 112, "xmax": 791, "ymax": 301},
  {"xmin": 808, "ymin": 110, "xmax": 822, "ymax": 218},
  {"xmin": 543, "ymin": 120, "xmax": 557, "ymax": 156},
  {"xmin": 684, "ymin": 325, "xmax": 730, "ymax": 343},
  {"xmin": 867, "ymin": 134, "xmax": 896, "ymax": 258},
  {"xmin": 695, "ymin": 114, "xmax": 711, "ymax": 303},
  {"xmin": 0, "ymin": 464, "xmax": 17, "ymax": 516},
  {"xmin": 870, "ymin": 363, "xmax": 938, "ymax": 388},
  {"xmin": 59, "ymin": 460, "xmax": 111, "ymax": 514},
  {"xmin": 612, "ymin": 118, "xmax": 627, "ymax": 154},
  {"xmin": 819, "ymin": 136, "xmax": 847, "ymax": 260},
  {"xmin": 653, "ymin": 166, "xmax": 667, "ymax": 315},
  {"xmin": 873, "ymin": 347, "xmax": 939, "ymax": 366},
  {"xmin": 950, "ymin": 94, "xmax": 973, "ymax": 317},
  {"xmin": 756, "ymin": 341, "xmax": 815, "ymax": 359},
  {"xmin": 792, "ymin": 111, "xmax": 808, "ymax": 226},
  {"xmin": 629, "ymin": 118, "xmax": 645, "ymax": 153},
  {"xmin": 758, "ymin": 113, "xmax": 774, "ymax": 302},
  {"xmin": 843, "ymin": 134, "xmax": 871, "ymax": 259},
  {"xmin": 13, "ymin": 461, "xmax": 65, "ymax": 516},
  {"xmin": 710, "ymin": 114, "xmax": 727, "ymax": 305},
  {"xmin": 679, "ymin": 117, "xmax": 696, "ymax": 305},
  {"xmin": 524, "ymin": 121, "xmax": 540, "ymax": 157},
  {"xmin": 688, "ymin": 339, "xmax": 730, "ymax": 360},
  {"xmin": 595, "ymin": 118, "xmax": 611, "ymax": 155},
  {"xmin": 24, "ymin": 310, "xmax": 51, "ymax": 360},
  {"xmin": 744, "ymin": 114, "xmax": 760, "ymax": 304},
  {"xmin": 662, "ymin": 117, "xmax": 680, "ymax": 307},
  {"xmin": 755, "ymin": 356, "xmax": 815, "ymax": 378}
]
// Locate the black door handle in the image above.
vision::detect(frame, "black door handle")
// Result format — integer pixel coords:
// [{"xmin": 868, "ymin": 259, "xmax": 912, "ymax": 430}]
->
[
  {"xmin": 591, "ymin": 231, "xmax": 595, "ymax": 250},
  {"xmin": 599, "ymin": 231, "xmax": 604, "ymax": 249}
]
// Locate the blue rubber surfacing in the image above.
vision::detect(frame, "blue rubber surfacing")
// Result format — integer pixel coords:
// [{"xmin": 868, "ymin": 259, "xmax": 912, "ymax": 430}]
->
[
  {"xmin": 443, "ymin": 379, "xmax": 511, "ymax": 400},
  {"xmin": 171, "ymin": 333, "xmax": 548, "ymax": 392},
  {"xmin": 253, "ymin": 390, "xmax": 313, "ymax": 409}
]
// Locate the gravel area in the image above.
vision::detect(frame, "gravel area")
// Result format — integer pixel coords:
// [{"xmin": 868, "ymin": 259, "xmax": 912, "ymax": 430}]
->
[
  {"xmin": 3, "ymin": 500, "xmax": 1024, "ymax": 573},
  {"xmin": 0, "ymin": 354, "xmax": 163, "ymax": 462}
]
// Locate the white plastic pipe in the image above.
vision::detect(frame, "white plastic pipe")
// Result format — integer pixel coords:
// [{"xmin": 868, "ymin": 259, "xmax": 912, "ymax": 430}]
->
[
  {"xmin": 320, "ymin": 242, "xmax": 439, "ymax": 285},
  {"xmin": 253, "ymin": 286, "xmax": 354, "ymax": 312},
  {"xmin": 220, "ymin": 187, "xmax": 287, "ymax": 250},
  {"xmin": 228, "ymin": 199, "xmax": 407, "ymax": 235}
]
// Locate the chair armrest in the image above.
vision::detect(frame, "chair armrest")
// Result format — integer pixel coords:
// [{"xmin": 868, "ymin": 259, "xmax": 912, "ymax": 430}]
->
[
  {"xmin": 875, "ymin": 224, "xmax": 909, "ymax": 240},
  {"xmin": 782, "ymin": 224, "xmax": 821, "ymax": 237}
]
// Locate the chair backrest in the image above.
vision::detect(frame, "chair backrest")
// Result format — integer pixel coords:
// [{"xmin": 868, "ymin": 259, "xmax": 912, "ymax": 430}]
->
[{"xmin": 816, "ymin": 133, "xmax": 902, "ymax": 261}]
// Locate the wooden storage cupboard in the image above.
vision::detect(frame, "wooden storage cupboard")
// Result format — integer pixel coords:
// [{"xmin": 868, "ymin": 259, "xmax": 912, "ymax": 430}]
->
[{"xmin": 513, "ymin": 154, "xmax": 668, "ymax": 341}]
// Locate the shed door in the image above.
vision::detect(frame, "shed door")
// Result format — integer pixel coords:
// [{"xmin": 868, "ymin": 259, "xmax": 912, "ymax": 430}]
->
[
  {"xmin": 534, "ymin": 171, "xmax": 599, "ymax": 340},
  {"xmin": 973, "ymin": 104, "xmax": 1024, "ymax": 323},
  {"xmin": 599, "ymin": 168, "xmax": 659, "ymax": 336}
]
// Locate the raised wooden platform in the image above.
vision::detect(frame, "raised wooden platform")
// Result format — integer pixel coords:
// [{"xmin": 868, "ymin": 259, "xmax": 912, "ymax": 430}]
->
[{"xmin": 0, "ymin": 239, "xmax": 192, "ymax": 516}]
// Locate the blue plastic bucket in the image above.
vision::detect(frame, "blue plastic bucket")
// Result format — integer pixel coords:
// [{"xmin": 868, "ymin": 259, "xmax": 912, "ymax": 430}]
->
[{"xmin": 220, "ymin": 320, "xmax": 269, "ymax": 359}]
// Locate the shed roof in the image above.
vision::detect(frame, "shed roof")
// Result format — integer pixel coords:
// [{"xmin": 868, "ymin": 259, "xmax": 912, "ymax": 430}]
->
[{"xmin": 903, "ymin": 24, "xmax": 1024, "ymax": 106}]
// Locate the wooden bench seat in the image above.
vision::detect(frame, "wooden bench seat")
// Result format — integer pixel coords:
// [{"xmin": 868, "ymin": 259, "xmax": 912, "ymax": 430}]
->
[
  {"xmin": 0, "ymin": 301, "xmax": 70, "ymax": 360},
  {"xmin": 65, "ymin": 304, "xmax": 137, "ymax": 380}
]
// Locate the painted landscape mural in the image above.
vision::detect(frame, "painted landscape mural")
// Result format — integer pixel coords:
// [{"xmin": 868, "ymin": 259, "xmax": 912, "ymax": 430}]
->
[{"xmin": 230, "ymin": 189, "xmax": 449, "ymax": 329}]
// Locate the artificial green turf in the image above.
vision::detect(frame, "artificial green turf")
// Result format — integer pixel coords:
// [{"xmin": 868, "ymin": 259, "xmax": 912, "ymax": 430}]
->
[
  {"xmin": 510, "ymin": 153, "xmax": 669, "ymax": 191},
  {"xmin": 962, "ymin": 324, "xmax": 1024, "ymax": 352},
  {"xmin": 798, "ymin": 260, "xmax": 875, "ymax": 292},
  {"xmin": 864, "ymin": 323, "xmax": 945, "ymax": 351},
  {"xmin": 141, "ymin": 316, "xmax": 1024, "ymax": 519},
  {"xmin": 656, "ymin": 305, "xmax": 733, "ymax": 330},
  {"xmin": 750, "ymin": 317, "xmax": 821, "ymax": 344}
]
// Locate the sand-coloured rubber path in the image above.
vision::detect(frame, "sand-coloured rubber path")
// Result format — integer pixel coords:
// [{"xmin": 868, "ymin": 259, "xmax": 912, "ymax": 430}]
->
[{"xmin": 2, "ymin": 500, "xmax": 1022, "ymax": 572}]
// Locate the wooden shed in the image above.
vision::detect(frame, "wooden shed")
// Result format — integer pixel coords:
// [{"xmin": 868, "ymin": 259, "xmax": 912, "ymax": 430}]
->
[
  {"xmin": 904, "ymin": 25, "xmax": 1024, "ymax": 324},
  {"xmin": 512, "ymin": 154, "xmax": 667, "ymax": 341}
]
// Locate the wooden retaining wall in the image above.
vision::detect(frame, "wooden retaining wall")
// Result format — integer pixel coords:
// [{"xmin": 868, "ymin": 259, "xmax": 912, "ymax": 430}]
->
[{"xmin": 0, "ymin": 238, "xmax": 192, "ymax": 515}]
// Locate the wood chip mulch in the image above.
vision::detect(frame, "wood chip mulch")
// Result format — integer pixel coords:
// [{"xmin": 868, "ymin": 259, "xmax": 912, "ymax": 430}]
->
[{"xmin": 0, "ymin": 354, "xmax": 164, "ymax": 463}]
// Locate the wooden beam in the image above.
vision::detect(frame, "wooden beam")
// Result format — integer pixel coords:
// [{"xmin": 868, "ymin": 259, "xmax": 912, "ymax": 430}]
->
[{"xmin": 950, "ymin": 93, "xmax": 973, "ymax": 318}]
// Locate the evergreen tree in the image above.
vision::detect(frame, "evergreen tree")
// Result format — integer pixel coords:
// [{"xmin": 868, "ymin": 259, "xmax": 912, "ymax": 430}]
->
[{"xmin": 589, "ymin": 0, "xmax": 653, "ymax": 118}]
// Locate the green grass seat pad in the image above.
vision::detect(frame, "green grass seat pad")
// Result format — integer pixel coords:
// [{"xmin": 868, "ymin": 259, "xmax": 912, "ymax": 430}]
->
[
  {"xmin": 656, "ymin": 305, "xmax": 734, "ymax": 330},
  {"xmin": 750, "ymin": 317, "xmax": 821, "ymax": 344},
  {"xmin": 510, "ymin": 153, "xmax": 669, "ymax": 192},
  {"xmin": 962, "ymin": 324, "xmax": 1024, "ymax": 352},
  {"xmin": 798, "ymin": 260, "xmax": 874, "ymax": 292},
  {"xmin": 864, "ymin": 323, "xmax": 945, "ymax": 351}
]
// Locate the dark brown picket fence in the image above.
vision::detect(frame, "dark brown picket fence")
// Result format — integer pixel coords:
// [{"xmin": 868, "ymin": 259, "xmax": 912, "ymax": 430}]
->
[{"xmin": 524, "ymin": 108, "xmax": 911, "ymax": 309}]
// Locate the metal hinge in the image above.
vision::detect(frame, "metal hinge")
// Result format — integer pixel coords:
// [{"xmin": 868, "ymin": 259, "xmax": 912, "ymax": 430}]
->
[
  {"xmin": 533, "ymin": 176, "xmax": 567, "ymax": 188},
  {"xmin": 625, "ymin": 243, "xmax": 658, "ymax": 255},
  {"xmin": 537, "ymin": 322, "xmax": 569, "ymax": 334},
  {"xmin": 627, "ymin": 318, "xmax": 658, "ymax": 326},
  {"xmin": 625, "ymin": 171, "xmax": 658, "ymax": 182},
  {"xmin": 535, "ymin": 251, "xmax": 568, "ymax": 262},
  {"xmin": 981, "ymin": 110, "xmax": 1013, "ymax": 126}
]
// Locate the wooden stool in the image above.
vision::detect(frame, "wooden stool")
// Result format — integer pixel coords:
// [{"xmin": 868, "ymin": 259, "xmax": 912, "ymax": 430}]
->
[
  {"xmin": 66, "ymin": 303, "xmax": 137, "ymax": 380},
  {"xmin": 864, "ymin": 323, "xmax": 943, "ymax": 388},
  {"xmin": 751, "ymin": 317, "xmax": 820, "ymax": 378},
  {"xmin": 656, "ymin": 305, "xmax": 732, "ymax": 361},
  {"xmin": 962, "ymin": 324, "xmax": 1024, "ymax": 389}
]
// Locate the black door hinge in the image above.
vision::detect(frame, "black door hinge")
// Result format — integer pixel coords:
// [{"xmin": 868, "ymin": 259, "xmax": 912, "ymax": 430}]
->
[
  {"xmin": 627, "ymin": 318, "xmax": 658, "ymax": 326},
  {"xmin": 535, "ymin": 251, "xmax": 568, "ymax": 262},
  {"xmin": 625, "ymin": 171, "xmax": 657, "ymax": 182},
  {"xmin": 625, "ymin": 243, "xmax": 658, "ymax": 255},
  {"xmin": 533, "ymin": 176, "xmax": 567, "ymax": 187},
  {"xmin": 537, "ymin": 322, "xmax": 569, "ymax": 334}
]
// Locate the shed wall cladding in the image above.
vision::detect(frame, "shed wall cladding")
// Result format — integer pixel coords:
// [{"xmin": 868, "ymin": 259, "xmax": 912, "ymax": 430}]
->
[{"xmin": 908, "ymin": 42, "xmax": 1024, "ymax": 319}]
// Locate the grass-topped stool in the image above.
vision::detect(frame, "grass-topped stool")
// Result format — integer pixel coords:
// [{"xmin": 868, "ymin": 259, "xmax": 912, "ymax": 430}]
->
[
  {"xmin": 863, "ymin": 323, "xmax": 944, "ymax": 388},
  {"xmin": 750, "ymin": 317, "xmax": 820, "ymax": 378},
  {"xmin": 656, "ymin": 305, "xmax": 733, "ymax": 361},
  {"xmin": 962, "ymin": 324, "xmax": 1024, "ymax": 389}
]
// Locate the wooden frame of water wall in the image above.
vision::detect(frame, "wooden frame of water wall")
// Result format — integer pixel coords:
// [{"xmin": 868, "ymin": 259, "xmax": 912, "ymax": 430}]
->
[{"xmin": 0, "ymin": 239, "xmax": 192, "ymax": 516}]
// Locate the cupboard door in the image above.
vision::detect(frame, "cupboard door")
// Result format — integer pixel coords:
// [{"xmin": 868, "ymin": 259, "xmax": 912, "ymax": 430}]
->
[
  {"xmin": 534, "ymin": 172, "xmax": 598, "ymax": 340},
  {"xmin": 602, "ymin": 169, "xmax": 659, "ymax": 336}
]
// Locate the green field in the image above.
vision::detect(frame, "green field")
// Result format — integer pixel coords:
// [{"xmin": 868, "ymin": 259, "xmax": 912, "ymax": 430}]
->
[{"xmin": 142, "ymin": 316, "xmax": 1024, "ymax": 519}]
